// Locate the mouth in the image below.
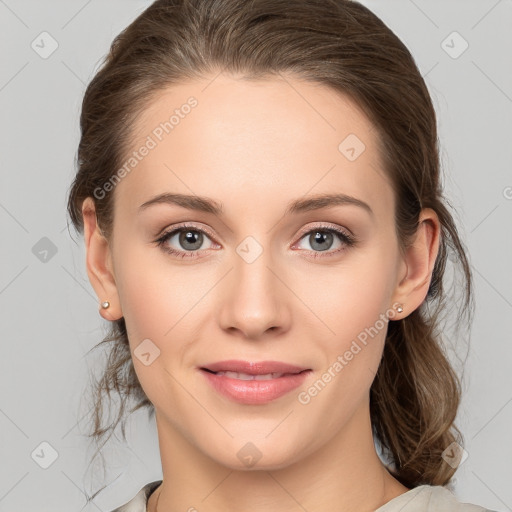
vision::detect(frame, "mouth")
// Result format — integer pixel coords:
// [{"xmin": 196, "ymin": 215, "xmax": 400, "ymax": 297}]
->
[
  {"xmin": 200, "ymin": 359, "xmax": 310, "ymax": 375},
  {"xmin": 201, "ymin": 368, "xmax": 310, "ymax": 380},
  {"xmin": 198, "ymin": 360, "xmax": 312, "ymax": 404}
]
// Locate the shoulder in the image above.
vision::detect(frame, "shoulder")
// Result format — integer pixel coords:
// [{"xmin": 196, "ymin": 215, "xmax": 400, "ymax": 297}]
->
[
  {"xmin": 109, "ymin": 480, "xmax": 162, "ymax": 512},
  {"xmin": 376, "ymin": 484, "xmax": 498, "ymax": 512}
]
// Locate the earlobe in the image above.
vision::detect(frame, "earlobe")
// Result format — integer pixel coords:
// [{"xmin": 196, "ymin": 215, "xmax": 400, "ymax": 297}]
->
[
  {"xmin": 82, "ymin": 197, "xmax": 122, "ymax": 321},
  {"xmin": 391, "ymin": 208, "xmax": 440, "ymax": 317}
]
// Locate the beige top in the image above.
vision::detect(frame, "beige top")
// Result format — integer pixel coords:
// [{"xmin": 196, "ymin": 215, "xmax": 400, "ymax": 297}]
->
[{"xmin": 110, "ymin": 480, "xmax": 497, "ymax": 512}]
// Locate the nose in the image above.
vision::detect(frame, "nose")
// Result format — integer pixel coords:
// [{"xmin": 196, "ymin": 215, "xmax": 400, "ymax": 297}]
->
[{"xmin": 217, "ymin": 248, "xmax": 292, "ymax": 341}]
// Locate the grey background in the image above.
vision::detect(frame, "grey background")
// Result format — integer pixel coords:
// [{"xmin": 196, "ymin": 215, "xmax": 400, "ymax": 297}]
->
[{"xmin": 0, "ymin": 0, "xmax": 511, "ymax": 510}]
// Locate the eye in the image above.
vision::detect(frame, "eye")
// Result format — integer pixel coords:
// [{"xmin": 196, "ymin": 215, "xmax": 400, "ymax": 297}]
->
[
  {"xmin": 293, "ymin": 225, "xmax": 356, "ymax": 257},
  {"xmin": 155, "ymin": 223, "xmax": 357, "ymax": 260},
  {"xmin": 155, "ymin": 224, "xmax": 218, "ymax": 259}
]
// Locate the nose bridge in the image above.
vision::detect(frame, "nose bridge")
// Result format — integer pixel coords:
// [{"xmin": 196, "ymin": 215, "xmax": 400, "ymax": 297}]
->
[{"xmin": 218, "ymin": 238, "xmax": 290, "ymax": 339}]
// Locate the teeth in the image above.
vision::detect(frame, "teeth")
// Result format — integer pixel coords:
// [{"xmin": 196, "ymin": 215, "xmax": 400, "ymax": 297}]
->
[{"xmin": 216, "ymin": 371, "xmax": 285, "ymax": 380}]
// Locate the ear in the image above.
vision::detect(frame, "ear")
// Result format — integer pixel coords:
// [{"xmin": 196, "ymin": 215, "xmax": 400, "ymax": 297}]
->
[
  {"xmin": 82, "ymin": 197, "xmax": 122, "ymax": 321},
  {"xmin": 391, "ymin": 207, "xmax": 441, "ymax": 318}
]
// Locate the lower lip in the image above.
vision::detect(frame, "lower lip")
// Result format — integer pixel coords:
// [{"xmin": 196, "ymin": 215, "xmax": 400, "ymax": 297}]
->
[{"xmin": 200, "ymin": 369, "xmax": 311, "ymax": 405}]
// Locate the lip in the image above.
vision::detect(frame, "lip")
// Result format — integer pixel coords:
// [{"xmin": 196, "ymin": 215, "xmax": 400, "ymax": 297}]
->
[
  {"xmin": 199, "ymin": 360, "xmax": 311, "ymax": 405},
  {"xmin": 201, "ymin": 360, "xmax": 309, "ymax": 374}
]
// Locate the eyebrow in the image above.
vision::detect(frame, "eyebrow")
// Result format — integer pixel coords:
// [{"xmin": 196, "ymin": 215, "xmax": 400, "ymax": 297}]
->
[{"xmin": 138, "ymin": 192, "xmax": 373, "ymax": 217}]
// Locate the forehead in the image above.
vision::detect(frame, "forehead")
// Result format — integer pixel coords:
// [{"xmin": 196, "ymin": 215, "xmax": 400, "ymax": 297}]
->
[{"xmin": 113, "ymin": 72, "xmax": 393, "ymax": 219}]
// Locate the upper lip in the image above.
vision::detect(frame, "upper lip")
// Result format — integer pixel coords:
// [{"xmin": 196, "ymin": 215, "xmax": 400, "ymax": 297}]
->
[{"xmin": 200, "ymin": 360, "xmax": 310, "ymax": 375}]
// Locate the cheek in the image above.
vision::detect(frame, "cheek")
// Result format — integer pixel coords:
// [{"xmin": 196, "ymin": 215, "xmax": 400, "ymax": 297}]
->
[
  {"xmin": 289, "ymin": 250, "xmax": 395, "ymax": 403},
  {"xmin": 294, "ymin": 272, "xmax": 391, "ymax": 433},
  {"xmin": 114, "ymin": 243, "xmax": 180, "ymax": 335},
  {"xmin": 112, "ymin": 248, "xmax": 200, "ymax": 409},
  {"xmin": 113, "ymin": 244, "xmax": 214, "ymax": 363},
  {"xmin": 293, "ymin": 253, "xmax": 395, "ymax": 342}
]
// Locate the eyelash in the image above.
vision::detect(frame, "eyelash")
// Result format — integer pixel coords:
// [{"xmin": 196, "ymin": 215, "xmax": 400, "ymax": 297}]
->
[{"xmin": 154, "ymin": 222, "xmax": 357, "ymax": 260}]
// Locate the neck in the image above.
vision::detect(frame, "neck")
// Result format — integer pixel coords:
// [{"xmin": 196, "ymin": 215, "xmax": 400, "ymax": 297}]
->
[{"xmin": 148, "ymin": 402, "xmax": 409, "ymax": 512}]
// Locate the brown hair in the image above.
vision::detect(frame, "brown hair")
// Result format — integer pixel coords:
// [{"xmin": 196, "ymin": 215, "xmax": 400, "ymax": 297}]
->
[{"xmin": 66, "ymin": 0, "xmax": 473, "ymax": 500}]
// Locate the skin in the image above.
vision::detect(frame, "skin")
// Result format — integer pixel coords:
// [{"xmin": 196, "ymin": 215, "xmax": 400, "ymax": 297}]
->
[{"xmin": 82, "ymin": 72, "xmax": 440, "ymax": 512}]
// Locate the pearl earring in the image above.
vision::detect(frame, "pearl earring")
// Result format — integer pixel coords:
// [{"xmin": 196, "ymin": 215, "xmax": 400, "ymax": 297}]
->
[
  {"xmin": 396, "ymin": 304, "xmax": 403, "ymax": 313},
  {"xmin": 101, "ymin": 301, "xmax": 110, "ymax": 309}
]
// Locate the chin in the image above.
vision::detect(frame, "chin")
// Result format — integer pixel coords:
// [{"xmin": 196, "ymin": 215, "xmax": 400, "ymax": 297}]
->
[{"xmin": 202, "ymin": 437, "xmax": 307, "ymax": 472}]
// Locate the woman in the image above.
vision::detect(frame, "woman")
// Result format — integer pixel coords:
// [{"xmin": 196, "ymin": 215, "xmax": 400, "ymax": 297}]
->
[{"xmin": 66, "ymin": 0, "xmax": 495, "ymax": 510}]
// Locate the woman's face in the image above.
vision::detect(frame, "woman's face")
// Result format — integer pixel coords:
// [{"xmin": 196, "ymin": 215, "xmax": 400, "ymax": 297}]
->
[{"xmin": 101, "ymin": 72, "xmax": 408, "ymax": 469}]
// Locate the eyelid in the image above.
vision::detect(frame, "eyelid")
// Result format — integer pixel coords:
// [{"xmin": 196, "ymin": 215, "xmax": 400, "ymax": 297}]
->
[
  {"xmin": 294, "ymin": 221, "xmax": 354, "ymax": 241},
  {"xmin": 155, "ymin": 221, "xmax": 219, "ymax": 242}
]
